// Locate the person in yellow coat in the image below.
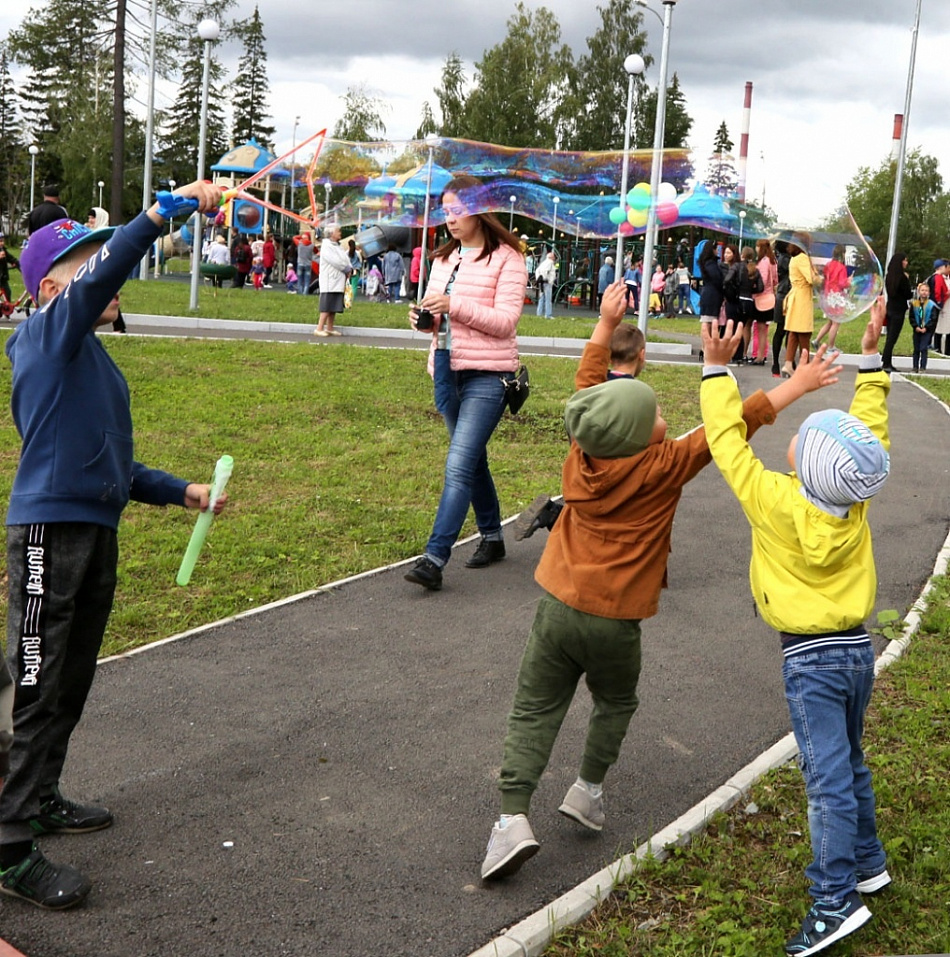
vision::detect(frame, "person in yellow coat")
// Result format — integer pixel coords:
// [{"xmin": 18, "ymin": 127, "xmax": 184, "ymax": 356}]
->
[{"xmin": 781, "ymin": 233, "xmax": 815, "ymax": 378}]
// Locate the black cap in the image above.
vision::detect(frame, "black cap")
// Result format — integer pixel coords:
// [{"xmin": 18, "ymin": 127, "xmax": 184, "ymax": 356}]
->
[{"xmin": 42, "ymin": 183, "xmax": 60, "ymax": 197}]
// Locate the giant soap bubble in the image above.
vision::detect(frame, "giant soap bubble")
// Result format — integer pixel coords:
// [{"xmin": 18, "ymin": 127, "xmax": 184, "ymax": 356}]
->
[{"xmin": 247, "ymin": 135, "xmax": 882, "ymax": 324}]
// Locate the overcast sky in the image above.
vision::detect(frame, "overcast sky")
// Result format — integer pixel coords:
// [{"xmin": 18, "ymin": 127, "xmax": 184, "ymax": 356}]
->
[{"xmin": 4, "ymin": 0, "xmax": 949, "ymax": 227}]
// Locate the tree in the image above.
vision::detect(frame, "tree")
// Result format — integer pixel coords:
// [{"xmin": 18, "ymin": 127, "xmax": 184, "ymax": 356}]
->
[
  {"xmin": 332, "ymin": 84, "xmax": 388, "ymax": 142},
  {"xmin": 159, "ymin": 2, "xmax": 232, "ymax": 189},
  {"xmin": 0, "ymin": 44, "xmax": 28, "ymax": 235},
  {"xmin": 844, "ymin": 149, "xmax": 945, "ymax": 276},
  {"xmin": 705, "ymin": 121, "xmax": 739, "ymax": 195},
  {"xmin": 461, "ymin": 3, "xmax": 574, "ymax": 149},
  {"xmin": 433, "ymin": 52, "xmax": 467, "ymax": 137},
  {"xmin": 632, "ymin": 72, "xmax": 693, "ymax": 150},
  {"xmin": 415, "ymin": 101, "xmax": 438, "ymax": 140},
  {"xmin": 562, "ymin": 0, "xmax": 650, "ymax": 152},
  {"xmin": 231, "ymin": 6, "xmax": 276, "ymax": 150},
  {"xmin": 9, "ymin": 0, "xmax": 113, "ymax": 216}
]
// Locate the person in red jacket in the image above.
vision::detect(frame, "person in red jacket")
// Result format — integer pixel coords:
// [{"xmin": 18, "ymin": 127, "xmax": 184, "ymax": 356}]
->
[{"xmin": 261, "ymin": 234, "xmax": 276, "ymax": 287}]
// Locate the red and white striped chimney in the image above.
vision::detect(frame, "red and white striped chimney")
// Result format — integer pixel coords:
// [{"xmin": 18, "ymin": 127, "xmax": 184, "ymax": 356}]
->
[
  {"xmin": 738, "ymin": 81, "xmax": 753, "ymax": 202},
  {"xmin": 891, "ymin": 114, "xmax": 903, "ymax": 161}
]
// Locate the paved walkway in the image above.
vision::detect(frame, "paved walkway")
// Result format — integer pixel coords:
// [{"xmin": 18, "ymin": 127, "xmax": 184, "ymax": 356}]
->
[{"xmin": 0, "ymin": 320, "xmax": 947, "ymax": 957}]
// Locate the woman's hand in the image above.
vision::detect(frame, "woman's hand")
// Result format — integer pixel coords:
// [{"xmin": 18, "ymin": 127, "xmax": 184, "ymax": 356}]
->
[{"xmin": 420, "ymin": 292, "xmax": 450, "ymax": 315}]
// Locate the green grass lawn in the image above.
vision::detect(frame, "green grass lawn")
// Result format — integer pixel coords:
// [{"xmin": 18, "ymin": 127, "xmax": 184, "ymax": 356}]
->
[{"xmin": 0, "ymin": 331, "xmax": 702, "ymax": 657}]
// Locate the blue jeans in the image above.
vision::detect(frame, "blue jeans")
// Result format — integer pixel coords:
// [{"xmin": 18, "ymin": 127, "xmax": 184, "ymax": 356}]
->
[
  {"xmin": 298, "ymin": 265, "xmax": 311, "ymax": 295},
  {"xmin": 677, "ymin": 283, "xmax": 690, "ymax": 313},
  {"xmin": 425, "ymin": 349, "xmax": 511, "ymax": 565},
  {"xmin": 783, "ymin": 643, "xmax": 886, "ymax": 905},
  {"xmin": 536, "ymin": 283, "xmax": 552, "ymax": 317},
  {"xmin": 912, "ymin": 329, "xmax": 933, "ymax": 369}
]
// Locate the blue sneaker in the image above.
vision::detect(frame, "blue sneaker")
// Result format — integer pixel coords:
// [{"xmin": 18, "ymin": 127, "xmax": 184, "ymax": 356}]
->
[{"xmin": 785, "ymin": 891, "xmax": 871, "ymax": 956}]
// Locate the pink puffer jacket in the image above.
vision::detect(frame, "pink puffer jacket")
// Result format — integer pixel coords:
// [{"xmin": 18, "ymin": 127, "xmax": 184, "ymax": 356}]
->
[{"xmin": 424, "ymin": 243, "xmax": 526, "ymax": 374}]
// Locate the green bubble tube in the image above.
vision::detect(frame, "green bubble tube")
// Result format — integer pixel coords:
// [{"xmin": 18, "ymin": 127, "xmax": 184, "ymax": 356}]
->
[{"xmin": 176, "ymin": 455, "xmax": 234, "ymax": 586}]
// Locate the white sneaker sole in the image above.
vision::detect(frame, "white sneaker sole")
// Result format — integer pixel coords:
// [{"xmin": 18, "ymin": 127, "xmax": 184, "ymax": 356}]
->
[
  {"xmin": 557, "ymin": 800, "xmax": 603, "ymax": 832},
  {"xmin": 787, "ymin": 905, "xmax": 871, "ymax": 956},
  {"xmin": 481, "ymin": 839, "xmax": 539, "ymax": 881},
  {"xmin": 855, "ymin": 869, "xmax": 891, "ymax": 894}
]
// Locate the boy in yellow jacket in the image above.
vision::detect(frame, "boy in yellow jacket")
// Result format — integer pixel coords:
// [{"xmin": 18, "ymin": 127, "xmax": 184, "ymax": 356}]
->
[{"xmin": 700, "ymin": 302, "xmax": 890, "ymax": 957}]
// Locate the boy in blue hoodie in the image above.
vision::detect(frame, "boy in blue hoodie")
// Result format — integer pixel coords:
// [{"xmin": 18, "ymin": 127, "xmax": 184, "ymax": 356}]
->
[
  {"xmin": 700, "ymin": 302, "xmax": 890, "ymax": 957},
  {"xmin": 0, "ymin": 180, "xmax": 227, "ymax": 911}
]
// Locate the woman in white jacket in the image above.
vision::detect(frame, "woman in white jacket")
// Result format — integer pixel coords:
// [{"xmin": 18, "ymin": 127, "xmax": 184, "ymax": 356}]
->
[{"xmin": 405, "ymin": 175, "xmax": 527, "ymax": 591}]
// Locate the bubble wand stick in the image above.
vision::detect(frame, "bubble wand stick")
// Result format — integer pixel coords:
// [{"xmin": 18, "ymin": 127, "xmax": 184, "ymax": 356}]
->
[{"xmin": 176, "ymin": 455, "xmax": 234, "ymax": 586}]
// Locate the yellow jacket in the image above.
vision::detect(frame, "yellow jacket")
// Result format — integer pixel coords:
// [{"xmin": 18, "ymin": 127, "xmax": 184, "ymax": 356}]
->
[{"xmin": 700, "ymin": 368, "xmax": 891, "ymax": 633}]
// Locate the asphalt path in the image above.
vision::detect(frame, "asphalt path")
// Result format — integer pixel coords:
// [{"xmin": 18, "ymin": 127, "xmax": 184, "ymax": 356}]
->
[{"xmin": 0, "ymin": 331, "xmax": 947, "ymax": 956}]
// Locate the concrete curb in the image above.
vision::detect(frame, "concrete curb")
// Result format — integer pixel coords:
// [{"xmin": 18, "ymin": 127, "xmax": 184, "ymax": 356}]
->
[
  {"xmin": 462, "ymin": 385, "xmax": 950, "ymax": 957},
  {"xmin": 121, "ymin": 313, "xmax": 693, "ymax": 356}
]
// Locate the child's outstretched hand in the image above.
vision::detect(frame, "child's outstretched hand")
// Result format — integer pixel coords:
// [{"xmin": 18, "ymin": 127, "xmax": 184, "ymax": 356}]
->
[
  {"xmin": 862, "ymin": 296, "xmax": 886, "ymax": 355},
  {"xmin": 790, "ymin": 343, "xmax": 843, "ymax": 394},
  {"xmin": 600, "ymin": 281, "xmax": 628, "ymax": 327},
  {"xmin": 701, "ymin": 319, "xmax": 743, "ymax": 366}
]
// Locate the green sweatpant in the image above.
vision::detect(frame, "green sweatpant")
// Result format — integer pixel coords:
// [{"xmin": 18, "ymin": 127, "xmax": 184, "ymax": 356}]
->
[{"xmin": 498, "ymin": 591, "xmax": 642, "ymax": 816}]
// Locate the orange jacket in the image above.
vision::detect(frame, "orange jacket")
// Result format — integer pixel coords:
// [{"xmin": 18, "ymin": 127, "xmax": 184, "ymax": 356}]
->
[{"xmin": 534, "ymin": 344, "xmax": 775, "ymax": 620}]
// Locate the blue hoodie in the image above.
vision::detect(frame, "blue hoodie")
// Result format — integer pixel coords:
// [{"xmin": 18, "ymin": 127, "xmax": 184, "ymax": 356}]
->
[{"xmin": 6, "ymin": 212, "xmax": 188, "ymax": 529}]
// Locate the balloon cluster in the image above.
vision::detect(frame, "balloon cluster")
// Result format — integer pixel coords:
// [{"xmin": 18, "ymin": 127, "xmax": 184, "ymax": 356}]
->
[{"xmin": 608, "ymin": 181, "xmax": 680, "ymax": 235}]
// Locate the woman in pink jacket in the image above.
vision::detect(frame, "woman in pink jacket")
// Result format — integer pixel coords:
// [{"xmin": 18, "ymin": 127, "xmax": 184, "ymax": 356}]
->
[{"xmin": 405, "ymin": 175, "xmax": 527, "ymax": 591}]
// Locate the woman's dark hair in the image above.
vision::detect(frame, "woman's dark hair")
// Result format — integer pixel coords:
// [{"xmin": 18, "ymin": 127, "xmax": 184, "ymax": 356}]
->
[
  {"xmin": 756, "ymin": 238, "xmax": 775, "ymax": 264},
  {"xmin": 698, "ymin": 241, "xmax": 719, "ymax": 268},
  {"xmin": 434, "ymin": 174, "xmax": 523, "ymax": 262},
  {"xmin": 885, "ymin": 251, "xmax": 907, "ymax": 298},
  {"xmin": 723, "ymin": 244, "xmax": 739, "ymax": 263},
  {"xmin": 831, "ymin": 244, "xmax": 845, "ymax": 262}
]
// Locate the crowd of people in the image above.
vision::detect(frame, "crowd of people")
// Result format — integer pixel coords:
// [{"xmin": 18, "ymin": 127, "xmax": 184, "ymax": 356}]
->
[{"xmin": 0, "ymin": 176, "xmax": 935, "ymax": 957}]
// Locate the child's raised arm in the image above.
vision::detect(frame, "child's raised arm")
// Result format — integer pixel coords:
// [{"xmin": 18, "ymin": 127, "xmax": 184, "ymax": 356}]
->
[{"xmin": 588, "ymin": 281, "xmax": 628, "ymax": 349}]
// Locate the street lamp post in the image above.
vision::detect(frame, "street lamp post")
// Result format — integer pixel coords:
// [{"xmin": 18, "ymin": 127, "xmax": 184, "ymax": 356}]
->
[
  {"xmin": 324, "ymin": 181, "xmax": 331, "ymax": 226},
  {"xmin": 637, "ymin": 0, "xmax": 677, "ymax": 338},
  {"xmin": 139, "ymin": 0, "xmax": 159, "ymax": 281},
  {"xmin": 508, "ymin": 194, "xmax": 517, "ymax": 232},
  {"xmin": 28, "ymin": 145, "xmax": 39, "ymax": 209},
  {"xmin": 289, "ymin": 116, "xmax": 300, "ymax": 216},
  {"xmin": 551, "ymin": 195, "xmax": 559, "ymax": 243},
  {"xmin": 188, "ymin": 18, "xmax": 220, "ymax": 312},
  {"xmin": 98, "ymin": 180, "xmax": 105, "ymax": 207},
  {"xmin": 616, "ymin": 53, "xmax": 646, "ymax": 270},
  {"xmin": 885, "ymin": 0, "xmax": 923, "ymax": 270},
  {"xmin": 418, "ymin": 133, "xmax": 439, "ymax": 293},
  {"xmin": 738, "ymin": 210, "xmax": 746, "ymax": 250}
]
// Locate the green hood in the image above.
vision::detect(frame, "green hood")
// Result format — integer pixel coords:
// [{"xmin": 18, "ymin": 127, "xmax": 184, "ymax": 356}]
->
[{"xmin": 564, "ymin": 379, "xmax": 657, "ymax": 458}]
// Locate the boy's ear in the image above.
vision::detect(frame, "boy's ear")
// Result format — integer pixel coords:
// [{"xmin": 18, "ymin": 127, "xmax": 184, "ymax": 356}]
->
[{"xmin": 37, "ymin": 275, "xmax": 63, "ymax": 304}]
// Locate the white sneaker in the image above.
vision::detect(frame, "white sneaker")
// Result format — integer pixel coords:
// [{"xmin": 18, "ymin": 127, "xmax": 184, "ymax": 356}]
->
[
  {"xmin": 480, "ymin": 814, "xmax": 539, "ymax": 880},
  {"xmin": 558, "ymin": 782, "xmax": 605, "ymax": 831}
]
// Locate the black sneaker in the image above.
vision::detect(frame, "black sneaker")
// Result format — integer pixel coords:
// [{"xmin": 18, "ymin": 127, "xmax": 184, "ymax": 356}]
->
[
  {"xmin": 513, "ymin": 495, "xmax": 563, "ymax": 541},
  {"xmin": 0, "ymin": 846, "xmax": 91, "ymax": 910},
  {"xmin": 465, "ymin": 538, "xmax": 506, "ymax": 568},
  {"xmin": 404, "ymin": 556, "xmax": 443, "ymax": 591},
  {"xmin": 30, "ymin": 788, "xmax": 113, "ymax": 835},
  {"xmin": 785, "ymin": 891, "xmax": 871, "ymax": 956}
]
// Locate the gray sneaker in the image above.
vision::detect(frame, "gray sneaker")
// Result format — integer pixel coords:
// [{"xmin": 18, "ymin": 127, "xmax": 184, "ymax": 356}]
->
[
  {"xmin": 558, "ymin": 782, "xmax": 605, "ymax": 831},
  {"xmin": 480, "ymin": 815, "xmax": 539, "ymax": 880}
]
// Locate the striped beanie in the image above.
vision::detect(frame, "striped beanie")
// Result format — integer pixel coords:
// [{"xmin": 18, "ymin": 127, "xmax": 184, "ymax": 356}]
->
[{"xmin": 795, "ymin": 409, "xmax": 889, "ymax": 510}]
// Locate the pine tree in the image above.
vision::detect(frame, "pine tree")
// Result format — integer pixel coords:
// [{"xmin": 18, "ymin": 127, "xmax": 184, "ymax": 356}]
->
[
  {"xmin": 231, "ymin": 5, "xmax": 275, "ymax": 150},
  {"xmin": 632, "ymin": 73, "xmax": 694, "ymax": 150},
  {"xmin": 0, "ymin": 44, "xmax": 28, "ymax": 235},
  {"xmin": 707, "ymin": 120, "xmax": 739, "ymax": 195},
  {"xmin": 9, "ymin": 0, "xmax": 112, "ymax": 215},
  {"xmin": 159, "ymin": 6, "xmax": 231, "ymax": 188}
]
